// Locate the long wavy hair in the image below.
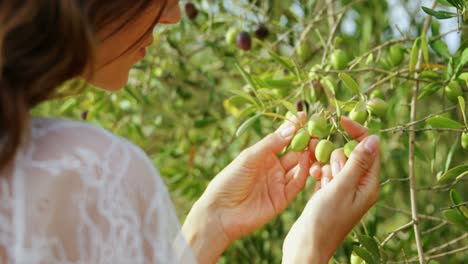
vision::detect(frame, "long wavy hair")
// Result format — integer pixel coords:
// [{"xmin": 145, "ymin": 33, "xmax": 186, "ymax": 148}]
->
[{"xmin": 0, "ymin": 0, "xmax": 168, "ymax": 171}]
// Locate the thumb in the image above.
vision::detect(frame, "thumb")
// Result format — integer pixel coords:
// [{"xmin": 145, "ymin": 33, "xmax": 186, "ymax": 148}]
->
[
  {"xmin": 335, "ymin": 135, "xmax": 379, "ymax": 191},
  {"xmin": 252, "ymin": 112, "xmax": 306, "ymax": 154}
]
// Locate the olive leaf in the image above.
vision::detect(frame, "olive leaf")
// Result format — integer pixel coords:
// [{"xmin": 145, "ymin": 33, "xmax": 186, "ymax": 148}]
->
[
  {"xmin": 338, "ymin": 72, "xmax": 361, "ymax": 97},
  {"xmin": 459, "ymin": 96, "xmax": 467, "ymax": 126},
  {"xmin": 409, "ymin": 38, "xmax": 421, "ymax": 71},
  {"xmin": 236, "ymin": 113, "xmax": 261, "ymax": 137},
  {"xmin": 421, "ymin": 6, "xmax": 458, "ymax": 19},
  {"xmin": 438, "ymin": 164, "xmax": 468, "ymax": 183},
  {"xmin": 426, "ymin": 115, "xmax": 464, "ymax": 129},
  {"xmin": 443, "ymin": 209, "xmax": 468, "ymax": 231}
]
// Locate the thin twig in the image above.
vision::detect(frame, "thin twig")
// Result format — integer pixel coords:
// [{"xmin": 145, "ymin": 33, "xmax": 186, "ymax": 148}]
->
[
  {"xmin": 421, "ymin": 221, "xmax": 447, "ymax": 235},
  {"xmin": 439, "ymin": 201, "xmax": 468, "ymax": 211},
  {"xmin": 378, "ymin": 204, "xmax": 446, "ymax": 222},
  {"xmin": 380, "ymin": 106, "xmax": 457, "ymax": 132},
  {"xmin": 380, "ymin": 177, "xmax": 410, "ymax": 186},
  {"xmin": 381, "ymin": 221, "xmax": 415, "ymax": 247},
  {"xmin": 425, "ymin": 233, "xmax": 468, "ymax": 255},
  {"xmin": 426, "ymin": 245, "xmax": 468, "ymax": 261}
]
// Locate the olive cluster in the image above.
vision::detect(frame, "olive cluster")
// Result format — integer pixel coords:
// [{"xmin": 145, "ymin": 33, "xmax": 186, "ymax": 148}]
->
[
  {"xmin": 225, "ymin": 25, "xmax": 270, "ymax": 51},
  {"xmin": 284, "ymin": 112, "xmax": 358, "ymax": 164}
]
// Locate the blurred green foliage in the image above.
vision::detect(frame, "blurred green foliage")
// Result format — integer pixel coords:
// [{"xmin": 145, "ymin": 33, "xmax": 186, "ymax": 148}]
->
[{"xmin": 33, "ymin": 0, "xmax": 467, "ymax": 263}]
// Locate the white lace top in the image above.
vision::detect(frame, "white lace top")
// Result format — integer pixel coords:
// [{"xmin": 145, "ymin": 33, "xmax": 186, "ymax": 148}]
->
[{"xmin": 0, "ymin": 118, "xmax": 196, "ymax": 264}]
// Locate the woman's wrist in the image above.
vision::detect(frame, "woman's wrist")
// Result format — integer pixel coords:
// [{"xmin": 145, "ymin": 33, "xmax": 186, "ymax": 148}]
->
[
  {"xmin": 182, "ymin": 197, "xmax": 231, "ymax": 264},
  {"xmin": 283, "ymin": 240, "xmax": 329, "ymax": 264}
]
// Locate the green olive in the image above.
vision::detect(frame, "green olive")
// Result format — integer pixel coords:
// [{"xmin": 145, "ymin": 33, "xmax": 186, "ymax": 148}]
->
[
  {"xmin": 344, "ymin": 140, "xmax": 358, "ymax": 158},
  {"xmin": 462, "ymin": 132, "xmax": 468, "ymax": 150},
  {"xmin": 445, "ymin": 80, "xmax": 462, "ymax": 102},
  {"xmin": 349, "ymin": 107, "xmax": 368, "ymax": 124},
  {"xmin": 290, "ymin": 130, "xmax": 311, "ymax": 152},
  {"xmin": 370, "ymin": 90, "xmax": 385, "ymax": 100},
  {"xmin": 330, "ymin": 49, "xmax": 350, "ymax": 70},
  {"xmin": 306, "ymin": 115, "xmax": 329, "ymax": 139},
  {"xmin": 315, "ymin": 140, "xmax": 335, "ymax": 163},
  {"xmin": 297, "ymin": 42, "xmax": 312, "ymax": 61},
  {"xmin": 388, "ymin": 44, "xmax": 404, "ymax": 66},
  {"xmin": 225, "ymin": 27, "xmax": 239, "ymax": 45},
  {"xmin": 350, "ymin": 253, "xmax": 364, "ymax": 264},
  {"xmin": 367, "ymin": 98, "xmax": 389, "ymax": 117}
]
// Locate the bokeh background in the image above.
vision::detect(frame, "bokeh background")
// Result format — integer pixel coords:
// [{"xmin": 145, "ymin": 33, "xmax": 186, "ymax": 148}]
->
[{"xmin": 33, "ymin": 0, "xmax": 467, "ymax": 263}]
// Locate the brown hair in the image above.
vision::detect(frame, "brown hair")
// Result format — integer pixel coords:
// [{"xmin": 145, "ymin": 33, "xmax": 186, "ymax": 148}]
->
[{"xmin": 0, "ymin": 0, "xmax": 168, "ymax": 171}]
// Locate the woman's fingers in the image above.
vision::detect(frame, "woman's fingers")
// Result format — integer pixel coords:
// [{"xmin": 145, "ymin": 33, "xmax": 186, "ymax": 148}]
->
[
  {"xmin": 321, "ymin": 165, "xmax": 332, "ymax": 188},
  {"xmin": 340, "ymin": 116, "xmax": 368, "ymax": 142},
  {"xmin": 253, "ymin": 112, "xmax": 307, "ymax": 155},
  {"xmin": 285, "ymin": 152, "xmax": 312, "ymax": 202},
  {"xmin": 280, "ymin": 138, "xmax": 318, "ymax": 171},
  {"xmin": 330, "ymin": 148, "xmax": 346, "ymax": 178},
  {"xmin": 280, "ymin": 151, "xmax": 302, "ymax": 172},
  {"xmin": 334, "ymin": 135, "xmax": 380, "ymax": 192},
  {"xmin": 308, "ymin": 138, "xmax": 319, "ymax": 163},
  {"xmin": 309, "ymin": 163, "xmax": 322, "ymax": 180}
]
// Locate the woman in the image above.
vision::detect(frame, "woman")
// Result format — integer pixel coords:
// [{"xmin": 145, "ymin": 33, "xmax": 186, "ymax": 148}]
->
[{"xmin": 0, "ymin": 0, "xmax": 380, "ymax": 263}]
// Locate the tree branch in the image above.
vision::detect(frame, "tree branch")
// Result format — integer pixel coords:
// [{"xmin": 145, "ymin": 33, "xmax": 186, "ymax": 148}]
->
[
  {"xmin": 408, "ymin": 1, "xmax": 437, "ymax": 261},
  {"xmin": 381, "ymin": 221, "xmax": 415, "ymax": 247}
]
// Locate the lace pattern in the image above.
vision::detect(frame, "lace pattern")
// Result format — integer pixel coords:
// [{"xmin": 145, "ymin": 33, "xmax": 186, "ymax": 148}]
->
[{"xmin": 0, "ymin": 118, "xmax": 195, "ymax": 264}]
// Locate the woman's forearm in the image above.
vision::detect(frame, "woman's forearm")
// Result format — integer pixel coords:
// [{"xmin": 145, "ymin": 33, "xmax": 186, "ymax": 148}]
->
[{"xmin": 181, "ymin": 198, "xmax": 231, "ymax": 264}]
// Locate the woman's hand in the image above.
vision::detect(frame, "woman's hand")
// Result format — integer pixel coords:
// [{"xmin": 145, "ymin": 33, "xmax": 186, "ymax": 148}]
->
[
  {"xmin": 182, "ymin": 112, "xmax": 318, "ymax": 263},
  {"xmin": 282, "ymin": 117, "xmax": 380, "ymax": 264}
]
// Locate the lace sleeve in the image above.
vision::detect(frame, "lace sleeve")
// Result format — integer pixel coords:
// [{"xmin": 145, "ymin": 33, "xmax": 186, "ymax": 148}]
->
[{"xmin": 0, "ymin": 118, "xmax": 196, "ymax": 264}]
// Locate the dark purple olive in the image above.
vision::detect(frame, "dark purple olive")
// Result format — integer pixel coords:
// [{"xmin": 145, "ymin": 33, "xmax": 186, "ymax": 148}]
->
[
  {"xmin": 236, "ymin": 31, "xmax": 252, "ymax": 51},
  {"xmin": 296, "ymin": 100, "xmax": 310, "ymax": 112},
  {"xmin": 254, "ymin": 25, "xmax": 269, "ymax": 40},
  {"xmin": 185, "ymin": 2, "xmax": 198, "ymax": 20},
  {"xmin": 81, "ymin": 110, "xmax": 88, "ymax": 120}
]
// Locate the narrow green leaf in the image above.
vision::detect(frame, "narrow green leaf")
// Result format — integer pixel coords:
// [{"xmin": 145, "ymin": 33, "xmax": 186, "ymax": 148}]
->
[
  {"xmin": 437, "ymin": 0, "xmax": 454, "ymax": 6},
  {"xmin": 236, "ymin": 113, "xmax": 261, "ymax": 137},
  {"xmin": 448, "ymin": 189, "xmax": 468, "ymax": 221},
  {"xmin": 444, "ymin": 139, "xmax": 459, "ymax": 173},
  {"xmin": 421, "ymin": 33, "xmax": 430, "ymax": 64},
  {"xmin": 460, "ymin": 48, "xmax": 468, "ymax": 67},
  {"xmin": 229, "ymin": 89, "xmax": 259, "ymax": 107},
  {"xmin": 338, "ymin": 73, "xmax": 361, "ymax": 97},
  {"xmin": 321, "ymin": 77, "xmax": 336, "ymax": 96},
  {"xmin": 438, "ymin": 164, "xmax": 468, "ymax": 183},
  {"xmin": 459, "ymin": 96, "xmax": 467, "ymax": 125},
  {"xmin": 426, "ymin": 115, "xmax": 464, "ymax": 129},
  {"xmin": 235, "ymin": 63, "xmax": 260, "ymax": 91},
  {"xmin": 446, "ymin": 0, "xmax": 463, "ymax": 8},
  {"xmin": 450, "ymin": 189, "xmax": 463, "ymax": 206},
  {"xmin": 357, "ymin": 235, "xmax": 380, "ymax": 258},
  {"xmin": 261, "ymin": 76, "xmax": 296, "ymax": 89},
  {"xmin": 409, "ymin": 38, "xmax": 421, "ymax": 71},
  {"xmin": 443, "ymin": 209, "xmax": 468, "ymax": 231},
  {"xmin": 431, "ymin": 39, "xmax": 451, "ymax": 58},
  {"xmin": 279, "ymin": 100, "xmax": 299, "ymax": 118},
  {"xmin": 421, "ymin": 6, "xmax": 458, "ymax": 19},
  {"xmin": 353, "ymin": 246, "xmax": 376, "ymax": 264},
  {"xmin": 418, "ymin": 83, "xmax": 441, "ymax": 100},
  {"xmin": 268, "ymin": 51, "xmax": 296, "ymax": 74}
]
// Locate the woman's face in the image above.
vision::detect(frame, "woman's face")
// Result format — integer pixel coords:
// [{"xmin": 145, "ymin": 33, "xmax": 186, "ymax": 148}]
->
[{"xmin": 88, "ymin": 0, "xmax": 181, "ymax": 91}]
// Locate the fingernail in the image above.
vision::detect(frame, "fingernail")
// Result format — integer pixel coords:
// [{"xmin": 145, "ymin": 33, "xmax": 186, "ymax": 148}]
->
[
  {"xmin": 278, "ymin": 123, "xmax": 296, "ymax": 139},
  {"xmin": 364, "ymin": 135, "xmax": 379, "ymax": 154},
  {"xmin": 331, "ymin": 161, "xmax": 340, "ymax": 176}
]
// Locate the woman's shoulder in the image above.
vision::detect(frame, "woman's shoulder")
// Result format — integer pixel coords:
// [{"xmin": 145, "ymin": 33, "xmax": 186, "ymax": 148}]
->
[
  {"xmin": 27, "ymin": 116, "xmax": 161, "ymax": 190},
  {"xmin": 29, "ymin": 116, "xmax": 148, "ymax": 160}
]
